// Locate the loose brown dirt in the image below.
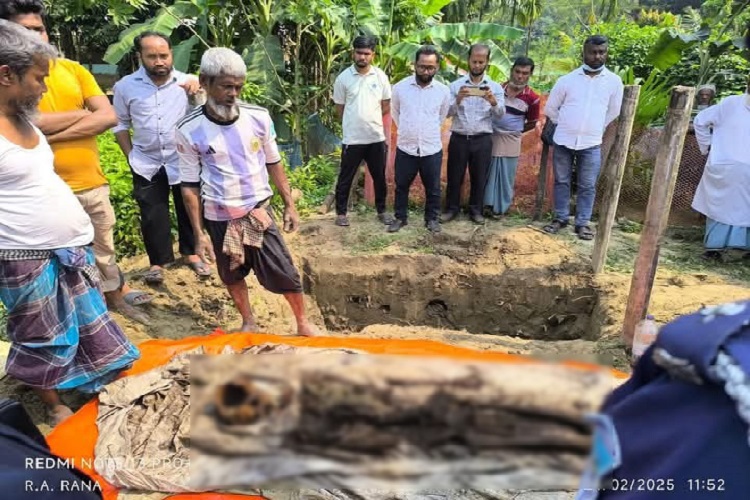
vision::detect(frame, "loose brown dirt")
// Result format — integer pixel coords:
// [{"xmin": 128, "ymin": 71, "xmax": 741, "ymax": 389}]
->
[{"xmin": 2, "ymin": 212, "xmax": 750, "ymax": 436}]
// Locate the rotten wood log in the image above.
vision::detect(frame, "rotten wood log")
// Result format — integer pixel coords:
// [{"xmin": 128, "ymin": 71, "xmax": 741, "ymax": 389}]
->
[
  {"xmin": 188, "ymin": 352, "xmax": 617, "ymax": 493},
  {"xmin": 592, "ymin": 85, "xmax": 641, "ymax": 274},
  {"xmin": 622, "ymin": 86, "xmax": 695, "ymax": 346}
]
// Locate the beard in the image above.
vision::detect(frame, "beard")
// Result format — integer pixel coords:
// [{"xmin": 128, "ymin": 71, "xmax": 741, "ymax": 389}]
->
[
  {"xmin": 416, "ymin": 73, "xmax": 434, "ymax": 85},
  {"xmin": 14, "ymin": 97, "xmax": 41, "ymax": 121},
  {"xmin": 470, "ymin": 67, "xmax": 485, "ymax": 77},
  {"xmin": 207, "ymin": 97, "xmax": 239, "ymax": 121},
  {"xmin": 145, "ymin": 64, "xmax": 172, "ymax": 77}
]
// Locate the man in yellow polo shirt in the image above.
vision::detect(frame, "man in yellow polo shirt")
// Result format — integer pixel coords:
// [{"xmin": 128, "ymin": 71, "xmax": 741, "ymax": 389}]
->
[{"xmin": 0, "ymin": 0, "xmax": 151, "ymax": 324}]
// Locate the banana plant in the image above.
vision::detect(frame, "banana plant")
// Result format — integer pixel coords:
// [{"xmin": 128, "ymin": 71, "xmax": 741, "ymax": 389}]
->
[
  {"xmin": 102, "ymin": 1, "xmax": 205, "ymax": 70},
  {"xmin": 387, "ymin": 22, "xmax": 525, "ymax": 83}
]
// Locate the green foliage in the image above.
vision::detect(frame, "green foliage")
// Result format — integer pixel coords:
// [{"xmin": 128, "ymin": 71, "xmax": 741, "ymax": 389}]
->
[
  {"xmin": 97, "ymin": 132, "xmax": 145, "ymax": 258},
  {"xmin": 270, "ymin": 153, "xmax": 339, "ymax": 216},
  {"xmin": 103, "ymin": 1, "xmax": 202, "ymax": 66},
  {"xmin": 388, "ymin": 22, "xmax": 525, "ymax": 82},
  {"xmin": 634, "ymin": 71, "xmax": 674, "ymax": 126},
  {"xmin": 172, "ymin": 36, "xmax": 201, "ymax": 73},
  {"xmin": 240, "ymin": 81, "xmax": 271, "ymax": 106},
  {"xmin": 646, "ymin": 27, "xmax": 708, "ymax": 71},
  {"xmin": 584, "ymin": 21, "xmax": 664, "ymax": 80},
  {"xmin": 665, "ymin": 48, "xmax": 750, "ymax": 97}
]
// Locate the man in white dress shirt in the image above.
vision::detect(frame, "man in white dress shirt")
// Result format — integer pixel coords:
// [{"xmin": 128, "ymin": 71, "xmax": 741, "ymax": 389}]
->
[
  {"xmin": 543, "ymin": 35, "xmax": 623, "ymax": 240},
  {"xmin": 112, "ymin": 32, "xmax": 208, "ymax": 284},
  {"xmin": 387, "ymin": 45, "xmax": 450, "ymax": 233}
]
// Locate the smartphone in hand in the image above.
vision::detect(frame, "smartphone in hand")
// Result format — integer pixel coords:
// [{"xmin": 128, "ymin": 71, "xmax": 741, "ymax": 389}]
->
[{"xmin": 465, "ymin": 86, "xmax": 487, "ymax": 97}]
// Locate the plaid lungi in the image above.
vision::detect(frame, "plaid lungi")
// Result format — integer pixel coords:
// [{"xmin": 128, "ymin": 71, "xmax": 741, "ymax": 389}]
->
[
  {"xmin": 222, "ymin": 204, "xmax": 273, "ymax": 271},
  {"xmin": 0, "ymin": 246, "xmax": 140, "ymax": 392}
]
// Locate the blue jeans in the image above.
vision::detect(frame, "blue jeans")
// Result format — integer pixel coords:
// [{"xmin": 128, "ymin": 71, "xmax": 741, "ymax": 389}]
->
[{"xmin": 552, "ymin": 144, "xmax": 601, "ymax": 227}]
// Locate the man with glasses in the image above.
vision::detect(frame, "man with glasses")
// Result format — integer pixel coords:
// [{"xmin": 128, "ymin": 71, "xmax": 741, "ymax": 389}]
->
[{"xmin": 387, "ymin": 45, "xmax": 450, "ymax": 233}]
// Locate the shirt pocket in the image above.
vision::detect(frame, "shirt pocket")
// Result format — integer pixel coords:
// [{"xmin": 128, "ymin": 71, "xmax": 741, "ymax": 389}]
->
[
  {"xmin": 131, "ymin": 96, "xmax": 157, "ymax": 129},
  {"xmin": 419, "ymin": 96, "xmax": 441, "ymax": 115}
]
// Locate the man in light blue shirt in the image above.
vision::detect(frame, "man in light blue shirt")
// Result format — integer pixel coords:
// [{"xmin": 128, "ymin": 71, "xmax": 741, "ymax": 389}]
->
[
  {"xmin": 443, "ymin": 44, "xmax": 504, "ymax": 225},
  {"xmin": 112, "ymin": 32, "xmax": 210, "ymax": 283}
]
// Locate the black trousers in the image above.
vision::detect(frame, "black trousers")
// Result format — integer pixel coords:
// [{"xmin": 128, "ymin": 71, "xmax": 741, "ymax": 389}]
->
[
  {"xmin": 394, "ymin": 148, "xmax": 442, "ymax": 223},
  {"xmin": 132, "ymin": 167, "xmax": 196, "ymax": 267},
  {"xmin": 444, "ymin": 133, "xmax": 493, "ymax": 216},
  {"xmin": 335, "ymin": 141, "xmax": 388, "ymax": 215}
]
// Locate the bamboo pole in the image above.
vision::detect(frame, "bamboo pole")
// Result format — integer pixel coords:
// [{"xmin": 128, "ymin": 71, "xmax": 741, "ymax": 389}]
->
[
  {"xmin": 622, "ymin": 86, "xmax": 695, "ymax": 346},
  {"xmin": 592, "ymin": 85, "xmax": 641, "ymax": 273}
]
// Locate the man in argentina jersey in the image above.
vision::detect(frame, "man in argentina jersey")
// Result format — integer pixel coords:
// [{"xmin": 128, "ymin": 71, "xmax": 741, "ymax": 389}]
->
[{"xmin": 176, "ymin": 47, "xmax": 318, "ymax": 336}]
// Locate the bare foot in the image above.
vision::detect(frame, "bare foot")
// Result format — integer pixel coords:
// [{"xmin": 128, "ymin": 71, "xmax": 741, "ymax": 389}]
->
[
  {"xmin": 297, "ymin": 323, "xmax": 319, "ymax": 337},
  {"xmin": 49, "ymin": 405, "xmax": 74, "ymax": 426},
  {"xmin": 111, "ymin": 300, "xmax": 150, "ymax": 325},
  {"xmin": 230, "ymin": 321, "xmax": 260, "ymax": 333}
]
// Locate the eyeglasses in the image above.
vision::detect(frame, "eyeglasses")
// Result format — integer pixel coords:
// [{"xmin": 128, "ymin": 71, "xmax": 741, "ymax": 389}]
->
[{"xmin": 416, "ymin": 65, "xmax": 438, "ymax": 72}]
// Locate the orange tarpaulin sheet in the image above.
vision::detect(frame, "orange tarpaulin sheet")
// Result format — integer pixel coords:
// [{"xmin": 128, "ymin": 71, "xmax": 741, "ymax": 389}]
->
[{"xmin": 46, "ymin": 330, "xmax": 629, "ymax": 500}]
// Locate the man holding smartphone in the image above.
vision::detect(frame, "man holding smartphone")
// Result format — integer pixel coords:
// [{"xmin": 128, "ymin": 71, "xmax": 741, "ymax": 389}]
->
[{"xmin": 443, "ymin": 44, "xmax": 505, "ymax": 224}]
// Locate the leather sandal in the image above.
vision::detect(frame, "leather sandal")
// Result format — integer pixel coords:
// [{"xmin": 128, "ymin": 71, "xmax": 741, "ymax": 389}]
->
[
  {"xmin": 543, "ymin": 220, "xmax": 568, "ymax": 234},
  {"xmin": 575, "ymin": 225, "xmax": 595, "ymax": 241}
]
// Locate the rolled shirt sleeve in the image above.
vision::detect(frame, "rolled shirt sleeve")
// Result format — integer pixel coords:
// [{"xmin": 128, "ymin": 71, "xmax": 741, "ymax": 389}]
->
[{"xmin": 111, "ymin": 82, "xmax": 131, "ymax": 134}]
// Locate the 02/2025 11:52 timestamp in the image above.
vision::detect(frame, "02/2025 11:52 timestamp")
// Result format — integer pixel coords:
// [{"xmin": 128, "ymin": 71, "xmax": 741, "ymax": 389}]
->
[
  {"xmin": 687, "ymin": 479, "xmax": 725, "ymax": 491},
  {"xmin": 605, "ymin": 478, "xmax": 726, "ymax": 492}
]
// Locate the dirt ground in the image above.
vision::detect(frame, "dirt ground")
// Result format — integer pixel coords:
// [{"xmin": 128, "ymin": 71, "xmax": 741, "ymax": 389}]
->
[{"xmin": 2, "ymin": 211, "xmax": 750, "ymax": 435}]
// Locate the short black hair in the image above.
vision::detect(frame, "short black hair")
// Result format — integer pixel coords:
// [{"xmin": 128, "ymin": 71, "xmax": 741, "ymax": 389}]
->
[
  {"xmin": 353, "ymin": 35, "xmax": 377, "ymax": 51},
  {"xmin": 512, "ymin": 56, "xmax": 535, "ymax": 72},
  {"xmin": 584, "ymin": 35, "xmax": 608, "ymax": 47},
  {"xmin": 134, "ymin": 31, "xmax": 172, "ymax": 53},
  {"xmin": 468, "ymin": 43, "xmax": 491, "ymax": 59},
  {"xmin": 0, "ymin": 0, "xmax": 45, "ymax": 20},
  {"xmin": 415, "ymin": 44, "xmax": 440, "ymax": 64}
]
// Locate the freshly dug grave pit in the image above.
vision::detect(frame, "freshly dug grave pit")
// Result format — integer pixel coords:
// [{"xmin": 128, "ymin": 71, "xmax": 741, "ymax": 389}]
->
[{"xmin": 302, "ymin": 254, "xmax": 601, "ymax": 341}]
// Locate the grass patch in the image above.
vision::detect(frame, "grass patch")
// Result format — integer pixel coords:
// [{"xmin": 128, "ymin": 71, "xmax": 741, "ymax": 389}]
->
[
  {"xmin": 341, "ymin": 207, "xmax": 438, "ymax": 255},
  {"xmin": 344, "ymin": 222, "xmax": 433, "ymax": 255},
  {"xmin": 603, "ymin": 220, "xmax": 750, "ymax": 284}
]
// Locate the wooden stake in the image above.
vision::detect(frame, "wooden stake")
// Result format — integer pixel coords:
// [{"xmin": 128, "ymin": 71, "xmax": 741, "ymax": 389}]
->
[
  {"xmin": 592, "ymin": 85, "xmax": 641, "ymax": 273},
  {"xmin": 622, "ymin": 86, "xmax": 695, "ymax": 346}
]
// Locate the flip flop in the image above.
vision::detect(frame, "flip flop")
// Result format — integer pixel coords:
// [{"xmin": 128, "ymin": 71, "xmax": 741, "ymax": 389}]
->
[
  {"xmin": 143, "ymin": 268, "xmax": 164, "ymax": 284},
  {"xmin": 123, "ymin": 290, "xmax": 153, "ymax": 306},
  {"xmin": 188, "ymin": 260, "xmax": 212, "ymax": 278}
]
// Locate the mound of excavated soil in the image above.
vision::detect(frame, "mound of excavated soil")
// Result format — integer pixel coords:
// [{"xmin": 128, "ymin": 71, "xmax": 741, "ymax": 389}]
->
[{"xmin": 3, "ymin": 212, "xmax": 750, "ymax": 435}]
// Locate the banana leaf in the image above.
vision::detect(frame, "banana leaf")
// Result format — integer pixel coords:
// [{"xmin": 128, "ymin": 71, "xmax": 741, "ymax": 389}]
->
[{"xmin": 103, "ymin": 1, "xmax": 200, "ymax": 65}]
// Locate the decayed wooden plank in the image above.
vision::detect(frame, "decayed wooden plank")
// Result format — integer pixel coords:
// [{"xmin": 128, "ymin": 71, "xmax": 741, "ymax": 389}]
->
[{"xmin": 188, "ymin": 352, "xmax": 615, "ymax": 493}]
